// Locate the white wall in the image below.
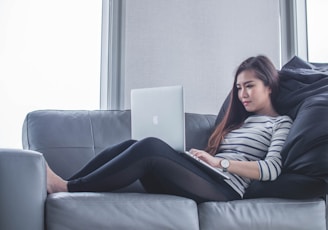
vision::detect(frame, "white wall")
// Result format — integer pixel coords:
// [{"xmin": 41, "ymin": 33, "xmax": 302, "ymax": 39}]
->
[{"xmin": 122, "ymin": 0, "xmax": 281, "ymax": 114}]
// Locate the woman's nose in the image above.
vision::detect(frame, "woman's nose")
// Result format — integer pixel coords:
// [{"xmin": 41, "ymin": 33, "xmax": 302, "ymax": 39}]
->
[{"xmin": 240, "ymin": 88, "xmax": 248, "ymax": 98}]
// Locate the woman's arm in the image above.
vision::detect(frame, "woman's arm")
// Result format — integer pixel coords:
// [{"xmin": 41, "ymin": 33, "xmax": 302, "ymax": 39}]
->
[
  {"xmin": 190, "ymin": 116, "xmax": 293, "ymax": 181},
  {"xmin": 256, "ymin": 116, "xmax": 293, "ymax": 181},
  {"xmin": 190, "ymin": 149, "xmax": 260, "ymax": 180}
]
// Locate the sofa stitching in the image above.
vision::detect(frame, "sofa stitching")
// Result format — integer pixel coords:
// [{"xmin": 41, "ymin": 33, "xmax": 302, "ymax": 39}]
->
[{"xmin": 87, "ymin": 111, "xmax": 96, "ymax": 157}]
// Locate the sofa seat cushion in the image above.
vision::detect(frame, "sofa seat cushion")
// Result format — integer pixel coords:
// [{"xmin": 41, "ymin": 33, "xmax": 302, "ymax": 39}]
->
[
  {"xmin": 46, "ymin": 192, "xmax": 199, "ymax": 230},
  {"xmin": 198, "ymin": 198, "xmax": 326, "ymax": 230}
]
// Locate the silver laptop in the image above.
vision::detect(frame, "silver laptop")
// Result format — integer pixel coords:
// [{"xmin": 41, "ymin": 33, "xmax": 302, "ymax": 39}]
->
[
  {"xmin": 130, "ymin": 85, "xmax": 230, "ymax": 180},
  {"xmin": 131, "ymin": 85, "xmax": 185, "ymax": 152}
]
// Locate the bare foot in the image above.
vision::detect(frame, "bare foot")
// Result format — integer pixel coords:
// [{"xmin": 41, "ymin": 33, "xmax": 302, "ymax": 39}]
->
[{"xmin": 46, "ymin": 163, "xmax": 68, "ymax": 193}]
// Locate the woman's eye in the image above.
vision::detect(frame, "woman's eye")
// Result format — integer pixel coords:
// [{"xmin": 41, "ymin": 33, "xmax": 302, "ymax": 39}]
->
[{"xmin": 246, "ymin": 84, "xmax": 253, "ymax": 88}]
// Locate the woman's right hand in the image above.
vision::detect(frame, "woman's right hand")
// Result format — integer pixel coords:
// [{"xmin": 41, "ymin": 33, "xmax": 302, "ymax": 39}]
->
[{"xmin": 189, "ymin": 148, "xmax": 221, "ymax": 168}]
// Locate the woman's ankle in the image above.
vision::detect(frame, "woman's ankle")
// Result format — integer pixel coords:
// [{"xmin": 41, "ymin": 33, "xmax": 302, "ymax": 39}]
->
[{"xmin": 46, "ymin": 164, "xmax": 68, "ymax": 193}]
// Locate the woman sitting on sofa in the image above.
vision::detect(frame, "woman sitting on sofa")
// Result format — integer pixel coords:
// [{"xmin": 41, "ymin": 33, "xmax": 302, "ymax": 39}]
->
[{"xmin": 47, "ymin": 55, "xmax": 293, "ymax": 203}]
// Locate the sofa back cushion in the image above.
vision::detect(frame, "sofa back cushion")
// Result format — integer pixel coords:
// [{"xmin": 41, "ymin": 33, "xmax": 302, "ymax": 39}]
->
[
  {"xmin": 22, "ymin": 110, "xmax": 216, "ymax": 179},
  {"xmin": 23, "ymin": 110, "xmax": 132, "ymax": 178}
]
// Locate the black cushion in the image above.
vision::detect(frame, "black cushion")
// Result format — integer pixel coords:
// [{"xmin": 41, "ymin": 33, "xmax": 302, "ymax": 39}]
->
[
  {"xmin": 276, "ymin": 57, "xmax": 328, "ymax": 179},
  {"xmin": 244, "ymin": 173, "xmax": 326, "ymax": 199}
]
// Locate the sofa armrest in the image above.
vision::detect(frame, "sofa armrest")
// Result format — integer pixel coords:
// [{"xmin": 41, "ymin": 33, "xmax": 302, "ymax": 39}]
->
[{"xmin": 0, "ymin": 149, "xmax": 46, "ymax": 230}]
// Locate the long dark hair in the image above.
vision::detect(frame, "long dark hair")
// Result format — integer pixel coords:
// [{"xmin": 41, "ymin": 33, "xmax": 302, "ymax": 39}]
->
[{"xmin": 206, "ymin": 55, "xmax": 279, "ymax": 155}]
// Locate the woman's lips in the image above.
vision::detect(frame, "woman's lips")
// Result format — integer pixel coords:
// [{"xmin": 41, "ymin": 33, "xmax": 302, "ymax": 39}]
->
[{"xmin": 243, "ymin": 101, "xmax": 251, "ymax": 107}]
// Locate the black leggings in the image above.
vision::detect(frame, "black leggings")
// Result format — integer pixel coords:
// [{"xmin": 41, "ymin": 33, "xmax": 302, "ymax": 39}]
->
[{"xmin": 67, "ymin": 137, "xmax": 240, "ymax": 203}]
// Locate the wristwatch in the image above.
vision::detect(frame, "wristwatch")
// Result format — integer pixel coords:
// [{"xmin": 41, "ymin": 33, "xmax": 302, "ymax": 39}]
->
[{"xmin": 220, "ymin": 159, "xmax": 230, "ymax": 172}]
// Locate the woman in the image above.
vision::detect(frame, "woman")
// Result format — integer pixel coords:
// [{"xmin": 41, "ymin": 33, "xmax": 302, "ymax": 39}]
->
[{"xmin": 47, "ymin": 55, "xmax": 293, "ymax": 203}]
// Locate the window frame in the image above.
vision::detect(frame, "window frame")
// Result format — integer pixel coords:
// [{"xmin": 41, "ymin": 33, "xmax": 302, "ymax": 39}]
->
[
  {"xmin": 279, "ymin": 0, "xmax": 308, "ymax": 65},
  {"xmin": 100, "ymin": 0, "xmax": 125, "ymax": 110}
]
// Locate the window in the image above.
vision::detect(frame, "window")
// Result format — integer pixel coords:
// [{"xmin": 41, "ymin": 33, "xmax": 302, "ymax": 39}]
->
[
  {"xmin": 306, "ymin": 0, "xmax": 328, "ymax": 62},
  {"xmin": 0, "ymin": 0, "xmax": 102, "ymax": 148}
]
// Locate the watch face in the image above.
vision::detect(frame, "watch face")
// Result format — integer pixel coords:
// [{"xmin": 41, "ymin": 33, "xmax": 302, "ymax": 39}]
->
[{"xmin": 221, "ymin": 159, "xmax": 230, "ymax": 168}]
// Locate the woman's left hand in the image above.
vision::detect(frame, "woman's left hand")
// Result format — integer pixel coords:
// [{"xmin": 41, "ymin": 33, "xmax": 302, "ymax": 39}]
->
[{"xmin": 189, "ymin": 148, "xmax": 221, "ymax": 168}]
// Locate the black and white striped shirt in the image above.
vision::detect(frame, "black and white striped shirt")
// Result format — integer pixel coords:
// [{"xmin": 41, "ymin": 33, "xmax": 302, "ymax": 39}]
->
[{"xmin": 216, "ymin": 115, "xmax": 293, "ymax": 197}]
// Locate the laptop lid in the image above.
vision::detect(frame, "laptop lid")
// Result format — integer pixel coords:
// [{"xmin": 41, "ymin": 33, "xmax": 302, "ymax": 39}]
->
[
  {"xmin": 131, "ymin": 85, "xmax": 185, "ymax": 152},
  {"xmin": 131, "ymin": 85, "xmax": 230, "ymax": 180}
]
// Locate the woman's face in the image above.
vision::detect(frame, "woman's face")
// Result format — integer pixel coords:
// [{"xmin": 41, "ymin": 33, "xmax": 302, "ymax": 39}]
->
[{"xmin": 236, "ymin": 70, "xmax": 274, "ymax": 116}]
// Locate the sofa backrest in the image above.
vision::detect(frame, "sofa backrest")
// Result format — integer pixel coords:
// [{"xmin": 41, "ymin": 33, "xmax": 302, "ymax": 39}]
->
[{"xmin": 22, "ymin": 110, "xmax": 216, "ymax": 179}]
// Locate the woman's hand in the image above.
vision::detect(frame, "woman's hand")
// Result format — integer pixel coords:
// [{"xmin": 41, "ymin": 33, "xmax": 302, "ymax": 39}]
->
[{"xmin": 189, "ymin": 148, "xmax": 221, "ymax": 168}]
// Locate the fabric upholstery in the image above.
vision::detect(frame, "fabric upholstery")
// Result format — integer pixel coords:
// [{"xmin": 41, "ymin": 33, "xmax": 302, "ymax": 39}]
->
[
  {"xmin": 244, "ymin": 173, "xmax": 326, "ymax": 199},
  {"xmin": 276, "ymin": 56, "xmax": 328, "ymax": 178}
]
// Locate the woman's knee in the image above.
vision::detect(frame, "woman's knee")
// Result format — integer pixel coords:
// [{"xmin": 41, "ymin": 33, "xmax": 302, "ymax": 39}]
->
[
  {"xmin": 139, "ymin": 137, "xmax": 167, "ymax": 146},
  {"xmin": 135, "ymin": 137, "xmax": 172, "ymax": 153}
]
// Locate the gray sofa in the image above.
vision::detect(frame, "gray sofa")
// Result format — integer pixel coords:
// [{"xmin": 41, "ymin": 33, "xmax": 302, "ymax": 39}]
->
[{"xmin": 0, "ymin": 109, "xmax": 326, "ymax": 230}]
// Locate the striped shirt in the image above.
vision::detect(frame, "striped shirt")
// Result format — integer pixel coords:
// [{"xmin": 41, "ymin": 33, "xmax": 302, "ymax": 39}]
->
[{"xmin": 216, "ymin": 115, "xmax": 293, "ymax": 197}]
